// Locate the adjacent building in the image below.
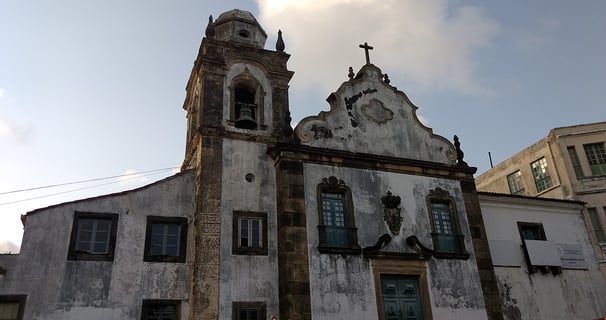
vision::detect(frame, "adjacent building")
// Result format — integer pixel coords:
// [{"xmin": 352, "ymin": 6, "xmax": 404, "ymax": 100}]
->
[
  {"xmin": 476, "ymin": 122, "xmax": 606, "ymax": 278},
  {"xmin": 480, "ymin": 192, "xmax": 606, "ymax": 320}
]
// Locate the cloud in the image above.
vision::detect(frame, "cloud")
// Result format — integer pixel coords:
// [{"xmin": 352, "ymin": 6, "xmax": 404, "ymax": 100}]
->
[
  {"xmin": 0, "ymin": 240, "xmax": 20, "ymax": 254},
  {"xmin": 257, "ymin": 0, "xmax": 499, "ymax": 96},
  {"xmin": 512, "ymin": 17, "xmax": 559, "ymax": 52},
  {"xmin": 116, "ymin": 169, "xmax": 149, "ymax": 186},
  {"xmin": 0, "ymin": 118, "xmax": 33, "ymax": 144}
]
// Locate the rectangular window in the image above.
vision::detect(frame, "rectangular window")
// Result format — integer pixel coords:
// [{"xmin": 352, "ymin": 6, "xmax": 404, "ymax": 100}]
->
[
  {"xmin": 0, "ymin": 295, "xmax": 26, "ymax": 320},
  {"xmin": 141, "ymin": 300, "xmax": 180, "ymax": 320},
  {"xmin": 584, "ymin": 142, "xmax": 606, "ymax": 176},
  {"xmin": 588, "ymin": 207, "xmax": 606, "ymax": 243},
  {"xmin": 68, "ymin": 212, "xmax": 118, "ymax": 261},
  {"xmin": 518, "ymin": 222, "xmax": 546, "ymax": 241},
  {"xmin": 232, "ymin": 302, "xmax": 266, "ymax": 320},
  {"xmin": 144, "ymin": 217, "xmax": 188, "ymax": 262},
  {"xmin": 232, "ymin": 212, "xmax": 267, "ymax": 255},
  {"xmin": 530, "ymin": 157, "xmax": 553, "ymax": 192},
  {"xmin": 506, "ymin": 170, "xmax": 525, "ymax": 195},
  {"xmin": 431, "ymin": 202, "xmax": 458, "ymax": 253},
  {"xmin": 321, "ymin": 192, "xmax": 348, "ymax": 248},
  {"xmin": 567, "ymin": 146, "xmax": 584, "ymax": 178}
]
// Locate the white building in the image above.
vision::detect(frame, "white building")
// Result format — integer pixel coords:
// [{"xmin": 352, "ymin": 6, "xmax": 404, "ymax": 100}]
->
[{"xmin": 479, "ymin": 192, "xmax": 606, "ymax": 320}]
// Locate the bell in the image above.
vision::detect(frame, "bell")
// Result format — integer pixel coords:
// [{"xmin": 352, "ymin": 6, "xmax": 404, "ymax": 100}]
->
[{"xmin": 235, "ymin": 103, "xmax": 257, "ymax": 130}]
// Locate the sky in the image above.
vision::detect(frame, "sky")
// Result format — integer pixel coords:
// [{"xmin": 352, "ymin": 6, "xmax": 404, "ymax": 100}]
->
[{"xmin": 1, "ymin": 0, "xmax": 605, "ymax": 252}]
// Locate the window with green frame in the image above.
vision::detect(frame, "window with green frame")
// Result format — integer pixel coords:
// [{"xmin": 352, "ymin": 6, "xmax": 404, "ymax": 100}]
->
[
  {"xmin": 588, "ymin": 207, "xmax": 606, "ymax": 243},
  {"xmin": 426, "ymin": 187, "xmax": 467, "ymax": 258},
  {"xmin": 530, "ymin": 157, "xmax": 552, "ymax": 193},
  {"xmin": 566, "ymin": 146, "xmax": 584, "ymax": 178},
  {"xmin": 316, "ymin": 176, "xmax": 359, "ymax": 253},
  {"xmin": 506, "ymin": 170, "xmax": 525, "ymax": 195},
  {"xmin": 583, "ymin": 142, "xmax": 606, "ymax": 176}
]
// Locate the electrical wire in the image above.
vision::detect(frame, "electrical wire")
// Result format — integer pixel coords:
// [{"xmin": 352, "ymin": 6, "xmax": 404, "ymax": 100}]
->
[
  {"xmin": 0, "ymin": 167, "xmax": 179, "ymax": 206},
  {"xmin": 0, "ymin": 166, "xmax": 179, "ymax": 195}
]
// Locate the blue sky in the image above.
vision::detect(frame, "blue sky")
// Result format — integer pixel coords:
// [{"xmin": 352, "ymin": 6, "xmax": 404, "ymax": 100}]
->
[{"xmin": 1, "ymin": 0, "xmax": 605, "ymax": 251}]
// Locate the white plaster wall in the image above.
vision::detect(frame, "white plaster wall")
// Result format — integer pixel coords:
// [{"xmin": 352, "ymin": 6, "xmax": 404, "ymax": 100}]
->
[
  {"xmin": 480, "ymin": 195, "xmax": 606, "ymax": 320},
  {"xmin": 304, "ymin": 163, "xmax": 487, "ymax": 320},
  {"xmin": 0, "ymin": 171, "xmax": 195, "ymax": 320},
  {"xmin": 223, "ymin": 62, "xmax": 273, "ymax": 134},
  {"xmin": 218, "ymin": 139, "xmax": 279, "ymax": 320}
]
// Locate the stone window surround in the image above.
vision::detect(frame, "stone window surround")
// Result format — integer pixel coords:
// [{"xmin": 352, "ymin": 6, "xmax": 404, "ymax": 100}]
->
[
  {"xmin": 316, "ymin": 176, "xmax": 361, "ymax": 255},
  {"xmin": 67, "ymin": 211, "xmax": 119, "ymax": 261},
  {"xmin": 425, "ymin": 188, "xmax": 469, "ymax": 260},
  {"xmin": 232, "ymin": 211, "xmax": 268, "ymax": 255},
  {"xmin": 0, "ymin": 295, "xmax": 26, "ymax": 320},
  {"xmin": 141, "ymin": 299, "xmax": 181, "ymax": 320},
  {"xmin": 372, "ymin": 259, "xmax": 433, "ymax": 320},
  {"xmin": 143, "ymin": 216, "xmax": 189, "ymax": 263}
]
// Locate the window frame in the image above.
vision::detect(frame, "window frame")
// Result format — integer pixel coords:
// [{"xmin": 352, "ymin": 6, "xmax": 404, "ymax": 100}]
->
[
  {"xmin": 67, "ymin": 211, "xmax": 118, "ymax": 261},
  {"xmin": 425, "ymin": 187, "xmax": 468, "ymax": 259},
  {"xmin": 141, "ymin": 299, "xmax": 180, "ymax": 320},
  {"xmin": 587, "ymin": 207, "xmax": 606, "ymax": 243},
  {"xmin": 144, "ymin": 216, "xmax": 189, "ymax": 263},
  {"xmin": 530, "ymin": 157, "xmax": 553, "ymax": 193},
  {"xmin": 232, "ymin": 302, "xmax": 266, "ymax": 320},
  {"xmin": 583, "ymin": 142, "xmax": 606, "ymax": 176},
  {"xmin": 506, "ymin": 170, "xmax": 525, "ymax": 195},
  {"xmin": 0, "ymin": 295, "xmax": 26, "ymax": 320},
  {"xmin": 232, "ymin": 211, "xmax": 268, "ymax": 255},
  {"xmin": 566, "ymin": 146, "xmax": 584, "ymax": 178},
  {"xmin": 516, "ymin": 221, "xmax": 549, "ymax": 274},
  {"xmin": 316, "ymin": 176, "xmax": 360, "ymax": 254}
]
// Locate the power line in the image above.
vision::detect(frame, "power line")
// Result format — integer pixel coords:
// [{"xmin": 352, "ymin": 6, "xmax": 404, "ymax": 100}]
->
[
  {"xmin": 0, "ymin": 166, "xmax": 179, "ymax": 196},
  {"xmin": 0, "ymin": 169, "xmax": 176, "ymax": 206}
]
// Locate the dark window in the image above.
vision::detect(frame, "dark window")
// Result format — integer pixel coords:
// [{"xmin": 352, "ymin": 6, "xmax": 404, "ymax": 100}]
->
[
  {"xmin": 530, "ymin": 157, "xmax": 553, "ymax": 192},
  {"xmin": 232, "ymin": 212, "xmax": 267, "ymax": 255},
  {"xmin": 141, "ymin": 300, "xmax": 180, "ymax": 320},
  {"xmin": 588, "ymin": 208, "xmax": 606, "ymax": 243},
  {"xmin": 426, "ymin": 187, "xmax": 468, "ymax": 259},
  {"xmin": 232, "ymin": 302, "xmax": 266, "ymax": 320},
  {"xmin": 0, "ymin": 295, "xmax": 26, "ymax": 320},
  {"xmin": 584, "ymin": 142, "xmax": 606, "ymax": 176},
  {"xmin": 144, "ymin": 217, "xmax": 188, "ymax": 262},
  {"xmin": 68, "ymin": 212, "xmax": 118, "ymax": 261},
  {"xmin": 317, "ymin": 176, "xmax": 360, "ymax": 254},
  {"xmin": 506, "ymin": 170, "xmax": 525, "ymax": 195},
  {"xmin": 518, "ymin": 222, "xmax": 546, "ymax": 241},
  {"xmin": 567, "ymin": 146, "xmax": 584, "ymax": 178}
]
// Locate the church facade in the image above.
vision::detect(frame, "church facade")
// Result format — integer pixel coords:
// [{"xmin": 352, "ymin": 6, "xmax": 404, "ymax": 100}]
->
[{"xmin": 2, "ymin": 9, "xmax": 606, "ymax": 320}]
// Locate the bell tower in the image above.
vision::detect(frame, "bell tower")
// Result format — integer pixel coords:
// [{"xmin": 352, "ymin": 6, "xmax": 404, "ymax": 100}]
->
[{"xmin": 181, "ymin": 9, "xmax": 294, "ymax": 320}]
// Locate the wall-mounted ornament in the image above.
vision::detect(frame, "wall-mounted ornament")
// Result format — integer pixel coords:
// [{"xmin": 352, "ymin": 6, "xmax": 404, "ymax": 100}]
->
[{"xmin": 381, "ymin": 191, "xmax": 402, "ymax": 235}]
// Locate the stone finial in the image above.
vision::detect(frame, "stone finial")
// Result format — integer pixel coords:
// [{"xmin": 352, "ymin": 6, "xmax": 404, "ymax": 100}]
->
[
  {"xmin": 454, "ymin": 135, "xmax": 468, "ymax": 166},
  {"xmin": 348, "ymin": 67, "xmax": 355, "ymax": 80},
  {"xmin": 276, "ymin": 29, "xmax": 285, "ymax": 52},
  {"xmin": 205, "ymin": 15, "xmax": 215, "ymax": 38},
  {"xmin": 383, "ymin": 73, "xmax": 390, "ymax": 84}
]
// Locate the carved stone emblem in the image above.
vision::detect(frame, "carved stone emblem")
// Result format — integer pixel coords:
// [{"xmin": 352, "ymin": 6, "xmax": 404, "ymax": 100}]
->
[
  {"xmin": 381, "ymin": 191, "xmax": 402, "ymax": 235},
  {"xmin": 362, "ymin": 98, "xmax": 393, "ymax": 124}
]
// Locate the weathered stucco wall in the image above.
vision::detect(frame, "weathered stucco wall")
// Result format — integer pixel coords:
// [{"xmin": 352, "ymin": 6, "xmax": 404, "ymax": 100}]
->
[
  {"xmin": 0, "ymin": 171, "xmax": 194, "ymax": 320},
  {"xmin": 304, "ymin": 163, "xmax": 488, "ymax": 320},
  {"xmin": 218, "ymin": 139, "xmax": 279, "ymax": 319},
  {"xmin": 480, "ymin": 194, "xmax": 606, "ymax": 320}
]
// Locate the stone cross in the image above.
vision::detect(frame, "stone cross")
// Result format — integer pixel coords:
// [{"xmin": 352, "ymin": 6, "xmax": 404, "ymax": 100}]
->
[{"xmin": 359, "ymin": 42, "xmax": 374, "ymax": 65}]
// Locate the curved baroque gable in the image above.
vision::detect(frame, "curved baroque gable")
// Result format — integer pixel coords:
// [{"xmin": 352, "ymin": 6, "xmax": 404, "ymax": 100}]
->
[{"xmin": 294, "ymin": 64, "xmax": 456, "ymax": 164}]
